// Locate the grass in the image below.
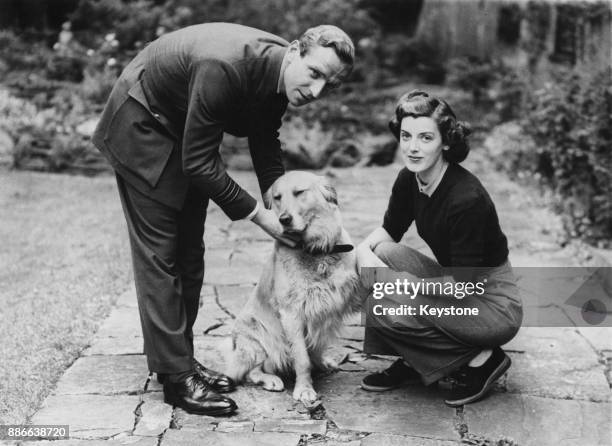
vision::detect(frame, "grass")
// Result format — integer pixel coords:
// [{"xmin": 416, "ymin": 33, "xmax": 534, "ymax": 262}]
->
[{"xmin": 0, "ymin": 168, "xmax": 132, "ymax": 424}]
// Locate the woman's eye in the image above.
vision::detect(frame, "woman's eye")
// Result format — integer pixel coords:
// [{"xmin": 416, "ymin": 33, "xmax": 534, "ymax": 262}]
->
[
  {"xmin": 422, "ymin": 135, "xmax": 433, "ymax": 142},
  {"xmin": 401, "ymin": 134, "xmax": 410, "ymax": 141},
  {"xmin": 310, "ymin": 69, "xmax": 321, "ymax": 79}
]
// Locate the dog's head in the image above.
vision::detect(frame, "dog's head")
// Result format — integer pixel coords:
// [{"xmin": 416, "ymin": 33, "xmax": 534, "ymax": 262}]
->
[{"xmin": 266, "ymin": 171, "xmax": 341, "ymax": 254}]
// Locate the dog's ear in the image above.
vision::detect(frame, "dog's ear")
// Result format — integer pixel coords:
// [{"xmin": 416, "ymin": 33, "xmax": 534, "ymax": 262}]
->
[
  {"xmin": 263, "ymin": 188, "xmax": 273, "ymax": 209},
  {"xmin": 317, "ymin": 177, "xmax": 338, "ymax": 205}
]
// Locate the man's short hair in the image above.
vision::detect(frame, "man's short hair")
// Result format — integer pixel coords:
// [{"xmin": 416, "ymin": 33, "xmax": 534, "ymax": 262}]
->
[{"xmin": 298, "ymin": 25, "xmax": 355, "ymax": 69}]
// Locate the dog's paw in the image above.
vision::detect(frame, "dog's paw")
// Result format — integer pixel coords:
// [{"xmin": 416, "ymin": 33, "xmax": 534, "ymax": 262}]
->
[
  {"xmin": 293, "ymin": 385, "xmax": 318, "ymax": 405},
  {"xmin": 320, "ymin": 356, "xmax": 340, "ymax": 371},
  {"xmin": 261, "ymin": 375, "xmax": 285, "ymax": 392}
]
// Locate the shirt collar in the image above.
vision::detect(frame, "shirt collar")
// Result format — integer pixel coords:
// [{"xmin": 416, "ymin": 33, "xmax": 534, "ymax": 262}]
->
[{"xmin": 416, "ymin": 161, "xmax": 449, "ymax": 197}]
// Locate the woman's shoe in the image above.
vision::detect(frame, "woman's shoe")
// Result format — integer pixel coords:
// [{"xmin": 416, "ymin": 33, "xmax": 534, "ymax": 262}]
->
[
  {"xmin": 361, "ymin": 359, "xmax": 422, "ymax": 392},
  {"xmin": 444, "ymin": 347, "xmax": 511, "ymax": 407}
]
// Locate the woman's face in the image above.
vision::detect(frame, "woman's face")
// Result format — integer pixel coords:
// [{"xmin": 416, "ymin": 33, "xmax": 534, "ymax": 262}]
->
[{"xmin": 399, "ymin": 116, "xmax": 448, "ymax": 182}]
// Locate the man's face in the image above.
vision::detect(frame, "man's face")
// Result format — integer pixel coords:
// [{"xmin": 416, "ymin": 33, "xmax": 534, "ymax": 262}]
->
[{"xmin": 282, "ymin": 43, "xmax": 349, "ymax": 107}]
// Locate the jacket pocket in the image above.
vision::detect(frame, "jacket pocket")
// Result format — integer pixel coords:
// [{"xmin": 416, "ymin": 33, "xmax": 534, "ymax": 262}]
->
[{"xmin": 103, "ymin": 96, "xmax": 175, "ymax": 188}]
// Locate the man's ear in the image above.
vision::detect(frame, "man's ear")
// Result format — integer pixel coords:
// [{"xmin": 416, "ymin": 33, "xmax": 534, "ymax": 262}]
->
[
  {"xmin": 317, "ymin": 177, "xmax": 338, "ymax": 205},
  {"xmin": 287, "ymin": 40, "xmax": 300, "ymax": 61}
]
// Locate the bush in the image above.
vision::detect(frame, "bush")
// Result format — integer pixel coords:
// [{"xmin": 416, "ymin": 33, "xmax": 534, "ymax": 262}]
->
[
  {"xmin": 446, "ymin": 57, "xmax": 529, "ymax": 125},
  {"xmin": 0, "ymin": 87, "xmax": 109, "ymax": 174},
  {"xmin": 446, "ymin": 57, "xmax": 503, "ymax": 105},
  {"xmin": 522, "ymin": 69, "xmax": 612, "ymax": 244},
  {"xmin": 379, "ymin": 35, "xmax": 445, "ymax": 84},
  {"xmin": 70, "ymin": 0, "xmax": 163, "ymax": 49}
]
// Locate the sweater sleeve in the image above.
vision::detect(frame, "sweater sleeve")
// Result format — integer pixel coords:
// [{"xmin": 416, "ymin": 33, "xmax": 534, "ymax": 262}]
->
[
  {"xmin": 382, "ymin": 168, "xmax": 414, "ymax": 242},
  {"xmin": 247, "ymin": 97, "xmax": 287, "ymax": 198},
  {"xmin": 181, "ymin": 59, "xmax": 257, "ymax": 221}
]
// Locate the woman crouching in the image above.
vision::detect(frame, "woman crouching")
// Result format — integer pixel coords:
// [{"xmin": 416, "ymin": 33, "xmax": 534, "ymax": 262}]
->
[{"xmin": 357, "ymin": 90, "xmax": 522, "ymax": 406}]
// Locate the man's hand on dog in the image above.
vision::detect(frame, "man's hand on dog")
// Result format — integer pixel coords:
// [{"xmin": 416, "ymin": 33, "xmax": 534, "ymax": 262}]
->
[{"xmin": 252, "ymin": 206, "xmax": 301, "ymax": 248}]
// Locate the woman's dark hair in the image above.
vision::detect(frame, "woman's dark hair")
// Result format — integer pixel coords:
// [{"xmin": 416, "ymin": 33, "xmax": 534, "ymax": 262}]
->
[{"xmin": 388, "ymin": 90, "xmax": 472, "ymax": 163}]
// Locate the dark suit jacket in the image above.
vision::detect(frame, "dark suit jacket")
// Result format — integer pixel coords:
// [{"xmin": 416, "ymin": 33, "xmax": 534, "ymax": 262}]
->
[{"xmin": 92, "ymin": 23, "xmax": 289, "ymax": 220}]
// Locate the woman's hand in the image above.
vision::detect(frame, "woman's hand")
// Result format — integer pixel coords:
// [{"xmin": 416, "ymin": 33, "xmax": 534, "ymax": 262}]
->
[{"xmin": 251, "ymin": 206, "xmax": 300, "ymax": 248}]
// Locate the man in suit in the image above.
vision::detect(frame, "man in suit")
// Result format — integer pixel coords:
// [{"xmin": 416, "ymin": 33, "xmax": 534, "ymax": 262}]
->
[{"xmin": 92, "ymin": 23, "xmax": 354, "ymax": 416}]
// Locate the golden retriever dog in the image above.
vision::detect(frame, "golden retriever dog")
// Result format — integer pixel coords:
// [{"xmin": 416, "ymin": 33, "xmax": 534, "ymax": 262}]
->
[{"xmin": 224, "ymin": 171, "xmax": 365, "ymax": 405}]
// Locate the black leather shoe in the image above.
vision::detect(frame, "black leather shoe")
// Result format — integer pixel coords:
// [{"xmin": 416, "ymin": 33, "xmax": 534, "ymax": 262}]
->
[
  {"xmin": 360, "ymin": 359, "xmax": 422, "ymax": 392},
  {"xmin": 192, "ymin": 358, "xmax": 236, "ymax": 393},
  {"xmin": 163, "ymin": 373, "xmax": 237, "ymax": 416},
  {"xmin": 158, "ymin": 359, "xmax": 236, "ymax": 393},
  {"xmin": 444, "ymin": 347, "xmax": 511, "ymax": 407}
]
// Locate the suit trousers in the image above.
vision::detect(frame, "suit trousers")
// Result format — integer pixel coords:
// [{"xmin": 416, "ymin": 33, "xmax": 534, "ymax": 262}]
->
[
  {"xmin": 116, "ymin": 174, "xmax": 209, "ymax": 374},
  {"xmin": 363, "ymin": 242, "xmax": 522, "ymax": 385}
]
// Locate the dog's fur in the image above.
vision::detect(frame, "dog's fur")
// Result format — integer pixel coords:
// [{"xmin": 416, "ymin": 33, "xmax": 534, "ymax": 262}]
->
[{"xmin": 224, "ymin": 171, "xmax": 366, "ymax": 405}]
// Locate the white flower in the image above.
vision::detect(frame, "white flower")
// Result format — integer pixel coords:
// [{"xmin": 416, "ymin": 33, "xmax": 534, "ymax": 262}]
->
[
  {"xmin": 86, "ymin": 49, "xmax": 94, "ymax": 57},
  {"xmin": 105, "ymin": 33, "xmax": 116, "ymax": 42},
  {"xmin": 107, "ymin": 58, "xmax": 117, "ymax": 67},
  {"xmin": 53, "ymin": 42, "xmax": 60, "ymax": 51},
  {"xmin": 111, "ymin": 40, "xmax": 119, "ymax": 48}
]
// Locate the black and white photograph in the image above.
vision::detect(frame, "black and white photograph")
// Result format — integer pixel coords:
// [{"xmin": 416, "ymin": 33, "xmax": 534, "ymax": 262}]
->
[{"xmin": 0, "ymin": 0, "xmax": 611, "ymax": 445}]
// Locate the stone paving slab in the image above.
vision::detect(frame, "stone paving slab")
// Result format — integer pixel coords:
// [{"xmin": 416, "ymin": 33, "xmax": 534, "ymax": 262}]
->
[
  {"xmin": 53, "ymin": 355, "xmax": 148, "ymax": 396},
  {"xmin": 31, "ymin": 394, "xmax": 141, "ymax": 439},
  {"xmin": 205, "ymin": 248, "xmax": 261, "ymax": 285},
  {"xmin": 360, "ymin": 433, "xmax": 460, "ymax": 445},
  {"xmin": 316, "ymin": 372, "xmax": 459, "ymax": 440},
  {"xmin": 504, "ymin": 327, "xmax": 598, "ymax": 357},
  {"xmin": 82, "ymin": 336, "xmax": 144, "ymax": 356},
  {"xmin": 171, "ymin": 409, "xmax": 218, "ymax": 431},
  {"xmin": 30, "ymin": 438, "xmax": 157, "ymax": 446},
  {"xmin": 519, "ymin": 304, "xmax": 573, "ymax": 327},
  {"xmin": 133, "ymin": 392, "xmax": 172, "ymax": 437},
  {"xmin": 577, "ymin": 327, "xmax": 612, "ymax": 351},
  {"xmin": 215, "ymin": 284, "xmax": 257, "ymax": 318},
  {"xmin": 191, "ymin": 299, "xmax": 233, "ymax": 337},
  {"xmin": 193, "ymin": 336, "xmax": 230, "ymax": 374},
  {"xmin": 464, "ymin": 393, "xmax": 612, "ymax": 445},
  {"xmin": 253, "ymin": 419, "xmax": 327, "ymax": 435},
  {"xmin": 506, "ymin": 352, "xmax": 610, "ymax": 402},
  {"xmin": 160, "ymin": 430, "xmax": 302, "ymax": 446},
  {"xmin": 227, "ymin": 386, "xmax": 311, "ymax": 420},
  {"xmin": 95, "ymin": 307, "xmax": 143, "ymax": 339},
  {"xmin": 114, "ymin": 288, "xmax": 138, "ymax": 309}
]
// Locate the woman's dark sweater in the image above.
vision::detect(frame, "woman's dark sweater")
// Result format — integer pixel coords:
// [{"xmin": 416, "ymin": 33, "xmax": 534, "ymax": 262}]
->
[{"xmin": 382, "ymin": 163, "xmax": 508, "ymax": 268}]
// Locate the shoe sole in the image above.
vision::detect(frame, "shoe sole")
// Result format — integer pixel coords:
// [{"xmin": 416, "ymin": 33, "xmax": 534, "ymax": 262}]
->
[
  {"xmin": 444, "ymin": 356, "xmax": 511, "ymax": 407},
  {"xmin": 360, "ymin": 377, "xmax": 421, "ymax": 392},
  {"xmin": 158, "ymin": 374, "xmax": 235, "ymax": 393},
  {"xmin": 164, "ymin": 395, "xmax": 237, "ymax": 416},
  {"xmin": 360, "ymin": 382, "xmax": 399, "ymax": 392}
]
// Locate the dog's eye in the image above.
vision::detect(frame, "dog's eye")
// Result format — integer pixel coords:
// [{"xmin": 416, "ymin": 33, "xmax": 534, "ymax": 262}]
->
[
  {"xmin": 293, "ymin": 190, "xmax": 305, "ymax": 197},
  {"xmin": 273, "ymin": 194, "xmax": 281, "ymax": 201}
]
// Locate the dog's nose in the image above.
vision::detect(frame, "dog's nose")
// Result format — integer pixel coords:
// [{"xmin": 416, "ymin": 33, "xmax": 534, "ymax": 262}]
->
[{"xmin": 279, "ymin": 214, "xmax": 293, "ymax": 226}]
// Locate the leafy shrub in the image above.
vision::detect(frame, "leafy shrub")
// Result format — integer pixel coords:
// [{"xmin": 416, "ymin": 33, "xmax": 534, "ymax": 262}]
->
[
  {"xmin": 446, "ymin": 57, "xmax": 528, "ymax": 124},
  {"xmin": 70, "ymin": 0, "xmax": 163, "ymax": 49},
  {"xmin": 0, "ymin": 30, "xmax": 54, "ymax": 74},
  {"xmin": 0, "ymin": 87, "xmax": 109, "ymax": 173},
  {"xmin": 446, "ymin": 57, "xmax": 503, "ymax": 105},
  {"xmin": 522, "ymin": 69, "xmax": 612, "ymax": 244},
  {"xmin": 379, "ymin": 35, "xmax": 445, "ymax": 84}
]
